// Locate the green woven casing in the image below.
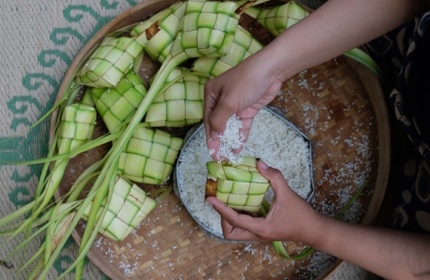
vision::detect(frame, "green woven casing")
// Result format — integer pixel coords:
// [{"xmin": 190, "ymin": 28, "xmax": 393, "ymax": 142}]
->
[
  {"xmin": 133, "ymin": 1, "xmax": 187, "ymax": 63},
  {"xmin": 206, "ymin": 156, "xmax": 270, "ymax": 214},
  {"xmin": 118, "ymin": 124, "xmax": 183, "ymax": 185},
  {"xmin": 253, "ymin": 1, "xmax": 309, "ymax": 36},
  {"xmin": 82, "ymin": 177, "xmax": 156, "ymax": 242},
  {"xmin": 192, "ymin": 25, "xmax": 263, "ymax": 77},
  {"xmin": 57, "ymin": 103, "xmax": 97, "ymax": 153},
  {"xmin": 145, "ymin": 67, "xmax": 207, "ymax": 127},
  {"xmin": 170, "ymin": 0, "xmax": 240, "ymax": 58},
  {"xmin": 75, "ymin": 36, "xmax": 144, "ymax": 88},
  {"xmin": 88, "ymin": 71, "xmax": 147, "ymax": 133}
]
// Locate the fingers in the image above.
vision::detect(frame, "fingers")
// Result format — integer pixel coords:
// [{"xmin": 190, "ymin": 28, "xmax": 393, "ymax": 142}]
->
[
  {"xmin": 206, "ymin": 160, "xmax": 294, "ymax": 240},
  {"xmin": 203, "ymin": 81, "xmax": 217, "ymax": 147},
  {"xmin": 231, "ymin": 115, "xmax": 253, "ymax": 154},
  {"xmin": 205, "ymin": 107, "xmax": 230, "ymax": 161},
  {"xmin": 220, "ymin": 219, "xmax": 260, "ymax": 241},
  {"xmin": 206, "ymin": 196, "xmax": 262, "ymax": 241},
  {"xmin": 204, "ymin": 81, "xmax": 232, "ymax": 160}
]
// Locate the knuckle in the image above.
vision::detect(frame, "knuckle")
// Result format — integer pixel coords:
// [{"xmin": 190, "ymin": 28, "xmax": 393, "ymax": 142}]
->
[
  {"xmin": 255, "ymin": 225, "xmax": 272, "ymax": 239},
  {"xmin": 268, "ymin": 168, "xmax": 286, "ymax": 185}
]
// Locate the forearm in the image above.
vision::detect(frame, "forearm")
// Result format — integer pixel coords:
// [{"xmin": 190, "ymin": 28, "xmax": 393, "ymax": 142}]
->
[
  {"xmin": 306, "ymin": 215, "xmax": 430, "ymax": 279},
  {"xmin": 270, "ymin": 1, "xmax": 430, "ymax": 277},
  {"xmin": 260, "ymin": 0, "xmax": 429, "ymax": 81},
  {"xmin": 208, "ymin": 162, "xmax": 430, "ymax": 278}
]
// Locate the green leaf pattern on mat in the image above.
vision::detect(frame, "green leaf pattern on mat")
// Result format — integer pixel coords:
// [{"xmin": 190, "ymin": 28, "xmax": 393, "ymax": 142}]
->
[{"xmin": 0, "ymin": 1, "xmax": 141, "ymax": 279}]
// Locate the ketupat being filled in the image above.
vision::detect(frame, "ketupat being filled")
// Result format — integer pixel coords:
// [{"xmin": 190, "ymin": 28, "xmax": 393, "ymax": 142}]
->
[{"xmin": 206, "ymin": 156, "xmax": 271, "ymax": 215}]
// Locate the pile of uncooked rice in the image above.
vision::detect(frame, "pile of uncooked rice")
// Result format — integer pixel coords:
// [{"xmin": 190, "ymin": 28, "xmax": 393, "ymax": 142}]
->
[
  {"xmin": 209, "ymin": 114, "xmax": 245, "ymax": 163},
  {"xmin": 176, "ymin": 108, "xmax": 312, "ymax": 239}
]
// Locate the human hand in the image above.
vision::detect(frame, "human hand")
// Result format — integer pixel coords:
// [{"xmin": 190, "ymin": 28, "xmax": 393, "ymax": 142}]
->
[
  {"xmin": 203, "ymin": 51, "xmax": 284, "ymax": 160},
  {"xmin": 206, "ymin": 160, "xmax": 320, "ymax": 242}
]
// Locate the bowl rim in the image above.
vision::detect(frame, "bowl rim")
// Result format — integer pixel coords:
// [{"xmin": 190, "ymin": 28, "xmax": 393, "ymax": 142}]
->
[{"xmin": 174, "ymin": 106, "xmax": 316, "ymax": 241}]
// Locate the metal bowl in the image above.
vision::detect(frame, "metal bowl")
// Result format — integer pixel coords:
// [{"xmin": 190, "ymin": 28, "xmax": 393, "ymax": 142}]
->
[{"xmin": 173, "ymin": 106, "xmax": 314, "ymax": 241}]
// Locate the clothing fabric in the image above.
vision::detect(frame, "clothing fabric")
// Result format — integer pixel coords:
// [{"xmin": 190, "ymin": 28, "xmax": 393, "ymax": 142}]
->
[{"xmin": 365, "ymin": 12, "xmax": 430, "ymax": 233}]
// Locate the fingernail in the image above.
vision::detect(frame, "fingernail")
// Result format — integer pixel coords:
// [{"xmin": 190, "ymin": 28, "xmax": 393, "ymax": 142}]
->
[
  {"xmin": 210, "ymin": 130, "xmax": 219, "ymax": 140},
  {"xmin": 206, "ymin": 198, "xmax": 213, "ymax": 206}
]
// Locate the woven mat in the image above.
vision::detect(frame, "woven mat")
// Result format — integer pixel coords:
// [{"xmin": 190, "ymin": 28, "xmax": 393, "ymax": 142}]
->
[{"xmin": 0, "ymin": 1, "xmax": 377, "ymax": 279}]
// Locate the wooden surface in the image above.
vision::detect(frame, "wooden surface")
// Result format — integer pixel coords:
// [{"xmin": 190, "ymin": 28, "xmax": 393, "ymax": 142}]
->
[{"xmin": 53, "ymin": 0, "xmax": 390, "ymax": 279}]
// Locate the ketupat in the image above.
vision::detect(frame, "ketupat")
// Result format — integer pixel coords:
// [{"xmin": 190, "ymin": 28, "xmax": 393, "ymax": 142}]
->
[
  {"xmin": 88, "ymin": 71, "xmax": 147, "ymax": 133},
  {"xmin": 75, "ymin": 36, "xmax": 144, "ymax": 88},
  {"xmin": 0, "ymin": 102, "xmax": 98, "ymax": 278},
  {"xmin": 145, "ymin": 67, "xmax": 207, "ymax": 127},
  {"xmin": 206, "ymin": 156, "xmax": 271, "ymax": 214},
  {"xmin": 192, "ymin": 25, "xmax": 263, "ymax": 77},
  {"xmin": 132, "ymin": 1, "xmax": 187, "ymax": 63},
  {"xmin": 170, "ymin": 0, "xmax": 240, "ymax": 58},
  {"xmin": 3, "ymin": 176, "xmax": 157, "ymax": 277},
  {"xmin": 33, "ymin": 103, "xmax": 97, "ymax": 220},
  {"xmin": 118, "ymin": 123, "xmax": 183, "ymax": 184},
  {"xmin": 82, "ymin": 177, "xmax": 156, "ymax": 242},
  {"xmin": 245, "ymin": 1, "xmax": 310, "ymax": 36},
  {"xmin": 0, "ymin": 103, "xmax": 97, "ymax": 240}
]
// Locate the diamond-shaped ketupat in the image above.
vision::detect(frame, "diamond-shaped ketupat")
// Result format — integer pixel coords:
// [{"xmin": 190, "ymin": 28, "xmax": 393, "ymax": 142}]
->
[
  {"xmin": 75, "ymin": 37, "xmax": 144, "ymax": 88},
  {"xmin": 88, "ymin": 71, "xmax": 147, "ymax": 133},
  {"xmin": 118, "ymin": 124, "xmax": 184, "ymax": 185},
  {"xmin": 145, "ymin": 67, "xmax": 207, "ymax": 128},
  {"xmin": 205, "ymin": 156, "xmax": 271, "ymax": 215},
  {"xmin": 82, "ymin": 177, "xmax": 157, "ymax": 242}
]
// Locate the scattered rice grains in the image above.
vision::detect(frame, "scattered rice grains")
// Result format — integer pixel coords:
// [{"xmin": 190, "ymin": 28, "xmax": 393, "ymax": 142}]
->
[{"xmin": 91, "ymin": 68, "xmax": 374, "ymax": 278}]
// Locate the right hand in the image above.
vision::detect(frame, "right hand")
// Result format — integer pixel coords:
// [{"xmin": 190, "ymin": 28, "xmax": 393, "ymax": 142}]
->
[
  {"xmin": 206, "ymin": 160, "xmax": 321, "ymax": 242},
  {"xmin": 203, "ymin": 50, "xmax": 284, "ymax": 160}
]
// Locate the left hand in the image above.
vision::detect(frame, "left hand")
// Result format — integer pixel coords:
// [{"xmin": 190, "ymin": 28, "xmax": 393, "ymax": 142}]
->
[{"xmin": 203, "ymin": 50, "xmax": 284, "ymax": 160}]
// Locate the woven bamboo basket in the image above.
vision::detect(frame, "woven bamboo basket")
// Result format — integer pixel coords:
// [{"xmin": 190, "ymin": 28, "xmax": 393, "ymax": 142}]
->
[{"xmin": 51, "ymin": 0, "xmax": 390, "ymax": 279}]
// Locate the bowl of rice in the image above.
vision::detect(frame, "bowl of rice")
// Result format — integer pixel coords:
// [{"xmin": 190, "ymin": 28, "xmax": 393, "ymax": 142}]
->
[{"xmin": 174, "ymin": 106, "xmax": 314, "ymax": 241}]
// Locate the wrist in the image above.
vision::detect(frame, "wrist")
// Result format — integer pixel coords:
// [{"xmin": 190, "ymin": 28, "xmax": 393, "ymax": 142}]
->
[
  {"xmin": 296, "ymin": 211, "xmax": 333, "ymax": 248},
  {"xmin": 258, "ymin": 36, "xmax": 302, "ymax": 84}
]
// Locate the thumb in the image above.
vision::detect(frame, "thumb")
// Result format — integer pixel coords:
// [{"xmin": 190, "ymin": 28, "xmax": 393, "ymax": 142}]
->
[{"xmin": 256, "ymin": 160, "xmax": 291, "ymax": 199}]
